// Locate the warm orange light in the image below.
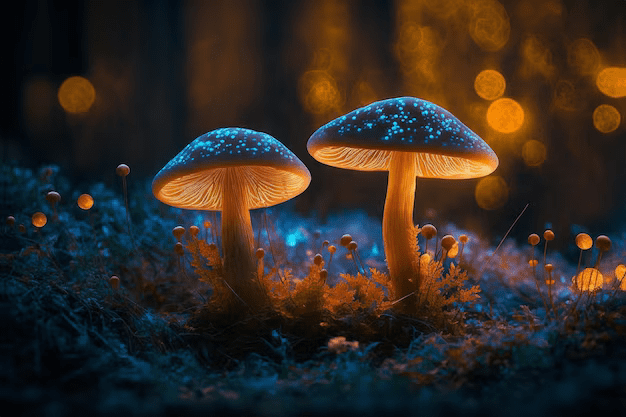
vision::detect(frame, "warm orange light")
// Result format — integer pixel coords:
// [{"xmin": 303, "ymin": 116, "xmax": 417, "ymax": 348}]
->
[
  {"xmin": 487, "ymin": 98, "xmax": 524, "ymax": 133},
  {"xmin": 573, "ymin": 268, "xmax": 603, "ymax": 292},
  {"xmin": 521, "ymin": 140, "xmax": 546, "ymax": 167},
  {"xmin": 567, "ymin": 38, "xmax": 600, "ymax": 76},
  {"xmin": 299, "ymin": 70, "xmax": 341, "ymax": 114},
  {"xmin": 593, "ymin": 104, "xmax": 621, "ymax": 133},
  {"xmin": 596, "ymin": 67, "xmax": 626, "ymax": 98},
  {"xmin": 468, "ymin": 0, "xmax": 510, "ymax": 52},
  {"xmin": 395, "ymin": 23, "xmax": 441, "ymax": 83},
  {"xmin": 58, "ymin": 76, "xmax": 96, "ymax": 113},
  {"xmin": 474, "ymin": 69, "xmax": 506, "ymax": 100},
  {"xmin": 475, "ymin": 175, "xmax": 509, "ymax": 210},
  {"xmin": 77, "ymin": 194, "xmax": 94, "ymax": 210},
  {"xmin": 520, "ymin": 35, "xmax": 554, "ymax": 79},
  {"xmin": 31, "ymin": 212, "xmax": 47, "ymax": 228}
]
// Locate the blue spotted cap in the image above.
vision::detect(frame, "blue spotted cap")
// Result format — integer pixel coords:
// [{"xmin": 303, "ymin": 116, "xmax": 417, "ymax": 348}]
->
[
  {"xmin": 153, "ymin": 128, "xmax": 311, "ymax": 210},
  {"xmin": 307, "ymin": 97, "xmax": 498, "ymax": 179}
]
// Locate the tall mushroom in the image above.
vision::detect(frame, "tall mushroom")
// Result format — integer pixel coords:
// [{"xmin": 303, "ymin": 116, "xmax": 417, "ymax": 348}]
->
[
  {"xmin": 307, "ymin": 97, "xmax": 498, "ymax": 308},
  {"xmin": 153, "ymin": 128, "xmax": 311, "ymax": 307}
]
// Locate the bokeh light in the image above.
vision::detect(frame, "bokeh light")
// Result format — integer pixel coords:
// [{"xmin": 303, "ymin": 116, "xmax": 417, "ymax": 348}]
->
[
  {"xmin": 487, "ymin": 98, "xmax": 524, "ymax": 133},
  {"xmin": 592, "ymin": 104, "xmax": 621, "ymax": 134},
  {"xmin": 596, "ymin": 67, "xmax": 626, "ymax": 98},
  {"xmin": 474, "ymin": 69, "xmax": 506, "ymax": 100},
  {"xmin": 77, "ymin": 194, "xmax": 94, "ymax": 210},
  {"xmin": 567, "ymin": 38, "xmax": 601, "ymax": 76},
  {"xmin": 520, "ymin": 35, "xmax": 555, "ymax": 79},
  {"xmin": 574, "ymin": 268, "xmax": 603, "ymax": 292},
  {"xmin": 298, "ymin": 70, "xmax": 342, "ymax": 114},
  {"xmin": 521, "ymin": 140, "xmax": 547, "ymax": 167},
  {"xmin": 475, "ymin": 175, "xmax": 509, "ymax": 210},
  {"xmin": 31, "ymin": 212, "xmax": 47, "ymax": 228},
  {"xmin": 552, "ymin": 80, "xmax": 581, "ymax": 111},
  {"xmin": 468, "ymin": 0, "xmax": 510, "ymax": 52},
  {"xmin": 57, "ymin": 76, "xmax": 96, "ymax": 114},
  {"xmin": 395, "ymin": 23, "xmax": 441, "ymax": 83}
]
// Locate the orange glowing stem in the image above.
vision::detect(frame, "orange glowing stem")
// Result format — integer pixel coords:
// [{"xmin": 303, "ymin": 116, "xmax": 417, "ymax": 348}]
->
[
  {"xmin": 221, "ymin": 168, "xmax": 264, "ymax": 307},
  {"xmin": 383, "ymin": 151, "xmax": 418, "ymax": 308}
]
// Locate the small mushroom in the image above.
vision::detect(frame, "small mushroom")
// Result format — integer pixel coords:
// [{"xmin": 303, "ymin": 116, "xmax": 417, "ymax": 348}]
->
[
  {"xmin": 153, "ymin": 128, "xmax": 311, "ymax": 307},
  {"xmin": 308, "ymin": 97, "xmax": 498, "ymax": 306}
]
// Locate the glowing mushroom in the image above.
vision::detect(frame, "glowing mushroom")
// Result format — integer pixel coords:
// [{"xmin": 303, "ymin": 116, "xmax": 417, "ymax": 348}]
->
[
  {"xmin": 307, "ymin": 97, "xmax": 498, "ymax": 306},
  {"xmin": 153, "ymin": 128, "xmax": 311, "ymax": 307}
]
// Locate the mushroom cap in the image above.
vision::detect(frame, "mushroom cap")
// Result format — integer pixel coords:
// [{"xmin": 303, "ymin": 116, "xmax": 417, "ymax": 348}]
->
[
  {"xmin": 307, "ymin": 97, "xmax": 498, "ymax": 179},
  {"xmin": 153, "ymin": 128, "xmax": 311, "ymax": 210}
]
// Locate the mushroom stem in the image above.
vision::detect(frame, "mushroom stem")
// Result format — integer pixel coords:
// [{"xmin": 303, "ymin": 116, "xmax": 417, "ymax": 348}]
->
[
  {"xmin": 383, "ymin": 151, "xmax": 419, "ymax": 307},
  {"xmin": 221, "ymin": 168, "xmax": 264, "ymax": 307}
]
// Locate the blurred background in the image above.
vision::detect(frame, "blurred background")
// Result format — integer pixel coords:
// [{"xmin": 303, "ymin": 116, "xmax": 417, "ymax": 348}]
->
[{"xmin": 3, "ymin": 0, "xmax": 626, "ymax": 247}]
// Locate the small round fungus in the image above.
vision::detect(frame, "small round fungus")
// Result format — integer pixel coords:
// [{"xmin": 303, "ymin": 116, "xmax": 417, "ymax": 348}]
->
[
  {"xmin": 256, "ymin": 248, "xmax": 265, "ymax": 259},
  {"xmin": 77, "ymin": 194, "xmax": 94, "ymax": 210},
  {"xmin": 32, "ymin": 212, "xmax": 47, "ymax": 228},
  {"xmin": 116, "ymin": 164, "xmax": 130, "ymax": 177},
  {"xmin": 422, "ymin": 224, "xmax": 438, "ymax": 240},
  {"xmin": 6, "ymin": 216, "xmax": 15, "ymax": 227},
  {"xmin": 340, "ymin": 234, "xmax": 353, "ymax": 247},
  {"xmin": 189, "ymin": 225, "xmax": 200, "ymax": 238},
  {"xmin": 153, "ymin": 128, "xmax": 311, "ymax": 307},
  {"xmin": 313, "ymin": 253, "xmax": 324, "ymax": 266},
  {"xmin": 441, "ymin": 235, "xmax": 456, "ymax": 252},
  {"xmin": 543, "ymin": 230, "xmax": 555, "ymax": 241},
  {"xmin": 46, "ymin": 191, "xmax": 61, "ymax": 206},
  {"xmin": 595, "ymin": 235, "xmax": 611, "ymax": 252},
  {"xmin": 172, "ymin": 226, "xmax": 185, "ymax": 241},
  {"xmin": 308, "ymin": 97, "xmax": 497, "ymax": 305},
  {"xmin": 347, "ymin": 241, "xmax": 358, "ymax": 251},
  {"xmin": 575, "ymin": 233, "xmax": 592, "ymax": 250},
  {"xmin": 459, "ymin": 234, "xmax": 469, "ymax": 244},
  {"xmin": 528, "ymin": 233, "xmax": 540, "ymax": 246}
]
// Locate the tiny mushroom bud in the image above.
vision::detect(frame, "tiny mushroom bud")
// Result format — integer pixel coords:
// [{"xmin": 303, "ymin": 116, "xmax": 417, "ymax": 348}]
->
[
  {"xmin": 110, "ymin": 275, "xmax": 120, "ymax": 290},
  {"xmin": 322, "ymin": 240, "xmax": 330, "ymax": 248},
  {"xmin": 256, "ymin": 247, "xmax": 265, "ymax": 259},
  {"xmin": 46, "ymin": 191, "xmax": 61, "ymax": 206},
  {"xmin": 6, "ymin": 216, "xmax": 15, "ymax": 227},
  {"xmin": 528, "ymin": 233, "xmax": 540, "ymax": 246},
  {"xmin": 575, "ymin": 233, "xmax": 593, "ymax": 250},
  {"xmin": 544, "ymin": 263, "xmax": 554, "ymax": 272},
  {"xmin": 421, "ymin": 224, "xmax": 438, "ymax": 240},
  {"xmin": 328, "ymin": 245, "xmax": 337, "ymax": 254},
  {"xmin": 347, "ymin": 241, "xmax": 358, "ymax": 251},
  {"xmin": 441, "ymin": 234, "xmax": 456, "ymax": 252},
  {"xmin": 543, "ymin": 229, "xmax": 555, "ymax": 241},
  {"xmin": 189, "ymin": 225, "xmax": 200, "ymax": 238},
  {"xmin": 19, "ymin": 224, "xmax": 26, "ymax": 233},
  {"xmin": 459, "ymin": 234, "xmax": 469, "ymax": 244},
  {"xmin": 77, "ymin": 193, "xmax": 94, "ymax": 210},
  {"xmin": 116, "ymin": 163, "xmax": 130, "ymax": 177},
  {"xmin": 172, "ymin": 226, "xmax": 185, "ymax": 241},
  {"xmin": 31, "ymin": 212, "xmax": 47, "ymax": 228},
  {"xmin": 340, "ymin": 234, "xmax": 353, "ymax": 247},
  {"xmin": 319, "ymin": 269, "xmax": 328, "ymax": 282},
  {"xmin": 313, "ymin": 253, "xmax": 324, "ymax": 266},
  {"xmin": 528, "ymin": 259, "xmax": 538, "ymax": 267},
  {"xmin": 595, "ymin": 235, "xmax": 611, "ymax": 252},
  {"xmin": 174, "ymin": 242, "xmax": 184, "ymax": 256}
]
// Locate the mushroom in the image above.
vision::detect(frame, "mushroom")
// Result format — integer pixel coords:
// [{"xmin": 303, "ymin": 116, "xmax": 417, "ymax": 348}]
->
[
  {"xmin": 307, "ymin": 97, "xmax": 498, "ymax": 307},
  {"xmin": 153, "ymin": 127, "xmax": 311, "ymax": 307}
]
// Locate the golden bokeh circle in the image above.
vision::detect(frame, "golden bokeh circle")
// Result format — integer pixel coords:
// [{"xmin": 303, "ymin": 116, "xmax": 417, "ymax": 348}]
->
[
  {"xmin": 77, "ymin": 193, "xmax": 94, "ymax": 210},
  {"xmin": 31, "ymin": 212, "xmax": 47, "ymax": 228},
  {"xmin": 592, "ymin": 104, "xmax": 621, "ymax": 133},
  {"xmin": 474, "ymin": 69, "xmax": 506, "ymax": 101},
  {"xmin": 298, "ymin": 70, "xmax": 341, "ymax": 115},
  {"xmin": 468, "ymin": 0, "xmax": 510, "ymax": 52},
  {"xmin": 567, "ymin": 38, "xmax": 600, "ymax": 76},
  {"xmin": 596, "ymin": 67, "xmax": 626, "ymax": 98},
  {"xmin": 58, "ymin": 76, "xmax": 96, "ymax": 114},
  {"xmin": 521, "ymin": 140, "xmax": 546, "ymax": 167},
  {"xmin": 615, "ymin": 265, "xmax": 626, "ymax": 290},
  {"xmin": 475, "ymin": 175, "xmax": 509, "ymax": 210},
  {"xmin": 486, "ymin": 98, "xmax": 524, "ymax": 133}
]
